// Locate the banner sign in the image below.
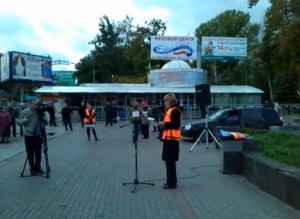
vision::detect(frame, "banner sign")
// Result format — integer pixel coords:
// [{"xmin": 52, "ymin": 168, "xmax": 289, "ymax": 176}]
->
[
  {"xmin": 0, "ymin": 52, "xmax": 10, "ymax": 82},
  {"xmin": 201, "ymin": 37, "xmax": 247, "ymax": 61},
  {"xmin": 12, "ymin": 52, "xmax": 52, "ymax": 82},
  {"xmin": 53, "ymin": 70, "xmax": 75, "ymax": 86},
  {"xmin": 114, "ymin": 75, "xmax": 146, "ymax": 83},
  {"xmin": 151, "ymin": 36, "xmax": 197, "ymax": 60}
]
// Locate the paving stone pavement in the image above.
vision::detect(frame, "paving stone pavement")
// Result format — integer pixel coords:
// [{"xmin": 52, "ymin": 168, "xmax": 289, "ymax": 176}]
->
[
  {"xmin": 0, "ymin": 124, "xmax": 66, "ymax": 163},
  {"xmin": 0, "ymin": 122, "xmax": 300, "ymax": 219}
]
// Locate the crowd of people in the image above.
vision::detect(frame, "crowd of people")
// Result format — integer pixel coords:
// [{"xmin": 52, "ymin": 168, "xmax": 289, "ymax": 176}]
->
[
  {"xmin": 2, "ymin": 95, "xmax": 183, "ymax": 189},
  {"xmin": 0, "ymin": 102, "xmax": 57, "ymax": 143}
]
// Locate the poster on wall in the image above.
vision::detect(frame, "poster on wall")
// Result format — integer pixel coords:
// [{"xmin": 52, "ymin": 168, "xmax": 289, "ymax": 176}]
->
[
  {"xmin": 151, "ymin": 36, "xmax": 197, "ymax": 60},
  {"xmin": 201, "ymin": 37, "xmax": 247, "ymax": 61},
  {"xmin": 12, "ymin": 52, "xmax": 52, "ymax": 82},
  {"xmin": 0, "ymin": 52, "xmax": 10, "ymax": 82}
]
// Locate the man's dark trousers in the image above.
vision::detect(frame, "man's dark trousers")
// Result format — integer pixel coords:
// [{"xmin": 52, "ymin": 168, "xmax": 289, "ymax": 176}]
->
[
  {"xmin": 24, "ymin": 135, "xmax": 42, "ymax": 172},
  {"xmin": 106, "ymin": 116, "xmax": 113, "ymax": 126}
]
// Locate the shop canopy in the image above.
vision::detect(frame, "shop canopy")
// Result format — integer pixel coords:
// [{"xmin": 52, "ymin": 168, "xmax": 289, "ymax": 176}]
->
[{"xmin": 0, "ymin": 90, "xmax": 12, "ymax": 98}]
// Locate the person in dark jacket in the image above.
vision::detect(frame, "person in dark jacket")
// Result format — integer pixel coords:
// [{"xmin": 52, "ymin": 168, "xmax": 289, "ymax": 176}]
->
[
  {"xmin": 112, "ymin": 101, "xmax": 118, "ymax": 123},
  {"xmin": 104, "ymin": 101, "xmax": 114, "ymax": 126},
  {"xmin": 78, "ymin": 102, "xmax": 85, "ymax": 127},
  {"xmin": 151, "ymin": 103, "xmax": 160, "ymax": 132},
  {"xmin": 61, "ymin": 103, "xmax": 73, "ymax": 131},
  {"xmin": 157, "ymin": 103, "xmax": 166, "ymax": 139},
  {"xmin": 159, "ymin": 93, "xmax": 182, "ymax": 189},
  {"xmin": 49, "ymin": 104, "xmax": 57, "ymax": 127},
  {"xmin": 8, "ymin": 105, "xmax": 17, "ymax": 137}
]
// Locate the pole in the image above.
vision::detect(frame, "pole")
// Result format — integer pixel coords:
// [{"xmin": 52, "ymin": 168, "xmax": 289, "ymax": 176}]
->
[
  {"xmin": 214, "ymin": 61, "xmax": 217, "ymax": 84},
  {"xmin": 196, "ymin": 47, "xmax": 201, "ymax": 69},
  {"xmin": 92, "ymin": 69, "xmax": 95, "ymax": 83}
]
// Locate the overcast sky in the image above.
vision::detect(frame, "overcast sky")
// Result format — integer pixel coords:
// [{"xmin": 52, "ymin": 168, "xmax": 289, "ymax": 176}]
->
[{"xmin": 0, "ymin": 0, "xmax": 270, "ymax": 66}]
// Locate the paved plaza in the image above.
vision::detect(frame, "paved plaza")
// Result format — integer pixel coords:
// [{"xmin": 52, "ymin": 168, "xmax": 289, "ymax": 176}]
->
[{"xmin": 0, "ymin": 122, "xmax": 300, "ymax": 219}]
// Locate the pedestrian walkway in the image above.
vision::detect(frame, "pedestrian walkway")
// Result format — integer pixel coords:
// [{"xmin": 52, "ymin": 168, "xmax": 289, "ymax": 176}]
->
[
  {"xmin": 0, "ymin": 124, "xmax": 66, "ymax": 163},
  {"xmin": 0, "ymin": 122, "xmax": 299, "ymax": 219}
]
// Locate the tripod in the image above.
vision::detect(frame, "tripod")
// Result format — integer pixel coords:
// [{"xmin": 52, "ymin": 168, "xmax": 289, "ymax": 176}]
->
[
  {"xmin": 122, "ymin": 121, "xmax": 154, "ymax": 193},
  {"xmin": 20, "ymin": 114, "xmax": 51, "ymax": 178},
  {"xmin": 189, "ymin": 106, "xmax": 221, "ymax": 151}
]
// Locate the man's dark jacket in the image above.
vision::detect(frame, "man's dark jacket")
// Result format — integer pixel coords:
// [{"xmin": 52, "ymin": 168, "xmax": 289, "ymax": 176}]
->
[
  {"xmin": 61, "ymin": 107, "xmax": 72, "ymax": 121},
  {"xmin": 78, "ymin": 105, "xmax": 85, "ymax": 117},
  {"xmin": 104, "ymin": 104, "xmax": 114, "ymax": 118}
]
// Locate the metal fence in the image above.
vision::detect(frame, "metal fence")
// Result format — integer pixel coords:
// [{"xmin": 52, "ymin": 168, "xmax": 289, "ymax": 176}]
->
[{"xmin": 59, "ymin": 104, "xmax": 299, "ymax": 122}]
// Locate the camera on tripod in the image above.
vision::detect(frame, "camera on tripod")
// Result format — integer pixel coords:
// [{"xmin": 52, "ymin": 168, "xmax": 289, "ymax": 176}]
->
[{"xmin": 36, "ymin": 102, "xmax": 48, "ymax": 117}]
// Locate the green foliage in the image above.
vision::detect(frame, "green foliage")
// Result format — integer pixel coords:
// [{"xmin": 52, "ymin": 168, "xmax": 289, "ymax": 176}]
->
[
  {"xmin": 75, "ymin": 15, "xmax": 167, "ymax": 83},
  {"xmin": 253, "ymin": 0, "xmax": 300, "ymax": 102},
  {"xmin": 253, "ymin": 132, "xmax": 300, "ymax": 168},
  {"xmin": 194, "ymin": 10, "xmax": 260, "ymax": 84},
  {"xmin": 276, "ymin": 71, "xmax": 299, "ymax": 102}
]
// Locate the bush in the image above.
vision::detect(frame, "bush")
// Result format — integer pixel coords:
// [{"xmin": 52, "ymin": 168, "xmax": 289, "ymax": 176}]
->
[{"xmin": 252, "ymin": 131, "xmax": 300, "ymax": 168}]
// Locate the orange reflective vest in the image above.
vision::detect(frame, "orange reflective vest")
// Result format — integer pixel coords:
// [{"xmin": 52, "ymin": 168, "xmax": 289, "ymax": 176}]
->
[
  {"xmin": 84, "ymin": 109, "xmax": 96, "ymax": 124},
  {"xmin": 162, "ymin": 107, "xmax": 182, "ymax": 141}
]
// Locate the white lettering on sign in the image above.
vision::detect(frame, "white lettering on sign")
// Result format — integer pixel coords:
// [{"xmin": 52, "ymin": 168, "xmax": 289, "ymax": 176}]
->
[{"xmin": 154, "ymin": 36, "xmax": 195, "ymax": 42}]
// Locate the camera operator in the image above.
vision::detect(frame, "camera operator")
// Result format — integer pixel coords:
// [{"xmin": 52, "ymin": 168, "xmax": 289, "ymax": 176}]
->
[{"xmin": 16, "ymin": 99, "xmax": 47, "ymax": 175}]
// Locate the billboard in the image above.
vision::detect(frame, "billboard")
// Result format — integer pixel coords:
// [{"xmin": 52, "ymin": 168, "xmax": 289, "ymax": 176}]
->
[
  {"xmin": 0, "ymin": 52, "xmax": 10, "ymax": 82},
  {"xmin": 53, "ymin": 70, "xmax": 75, "ymax": 86},
  {"xmin": 11, "ymin": 52, "xmax": 52, "ymax": 82},
  {"xmin": 151, "ymin": 36, "xmax": 197, "ymax": 60},
  {"xmin": 201, "ymin": 37, "xmax": 247, "ymax": 61}
]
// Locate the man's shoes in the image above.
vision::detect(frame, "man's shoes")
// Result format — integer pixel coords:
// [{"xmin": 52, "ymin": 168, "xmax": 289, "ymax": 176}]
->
[
  {"xmin": 163, "ymin": 184, "xmax": 176, "ymax": 189},
  {"xmin": 36, "ymin": 169, "xmax": 45, "ymax": 174},
  {"xmin": 95, "ymin": 139, "xmax": 99, "ymax": 141},
  {"xmin": 30, "ymin": 170, "xmax": 36, "ymax": 176}
]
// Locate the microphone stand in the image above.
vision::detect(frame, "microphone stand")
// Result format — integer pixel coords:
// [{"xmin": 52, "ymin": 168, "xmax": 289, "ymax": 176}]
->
[{"xmin": 121, "ymin": 120, "xmax": 154, "ymax": 193}]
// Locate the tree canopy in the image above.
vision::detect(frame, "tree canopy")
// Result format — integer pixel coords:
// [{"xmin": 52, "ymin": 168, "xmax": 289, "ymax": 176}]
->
[{"xmin": 74, "ymin": 15, "xmax": 166, "ymax": 83}]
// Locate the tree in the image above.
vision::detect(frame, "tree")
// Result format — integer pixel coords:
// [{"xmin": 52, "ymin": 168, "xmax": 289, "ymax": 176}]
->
[
  {"xmin": 125, "ymin": 19, "xmax": 167, "ymax": 74},
  {"xmin": 75, "ymin": 15, "xmax": 167, "ymax": 83},
  {"xmin": 74, "ymin": 54, "xmax": 94, "ymax": 83},
  {"xmin": 194, "ymin": 10, "xmax": 260, "ymax": 84},
  {"xmin": 255, "ymin": 0, "xmax": 300, "ymax": 101},
  {"xmin": 276, "ymin": 71, "xmax": 299, "ymax": 102}
]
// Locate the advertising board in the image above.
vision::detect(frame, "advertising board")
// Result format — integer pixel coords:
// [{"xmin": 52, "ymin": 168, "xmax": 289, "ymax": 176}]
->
[
  {"xmin": 0, "ymin": 52, "xmax": 10, "ymax": 82},
  {"xmin": 12, "ymin": 52, "xmax": 52, "ymax": 82},
  {"xmin": 201, "ymin": 37, "xmax": 247, "ymax": 61},
  {"xmin": 151, "ymin": 36, "xmax": 197, "ymax": 60},
  {"xmin": 53, "ymin": 70, "xmax": 75, "ymax": 86}
]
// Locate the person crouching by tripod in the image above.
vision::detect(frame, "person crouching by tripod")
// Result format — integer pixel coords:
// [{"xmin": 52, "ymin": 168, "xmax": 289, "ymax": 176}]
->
[
  {"xmin": 128, "ymin": 100, "xmax": 143, "ymax": 143},
  {"xmin": 16, "ymin": 99, "xmax": 47, "ymax": 175},
  {"xmin": 159, "ymin": 93, "xmax": 182, "ymax": 189},
  {"xmin": 84, "ymin": 103, "xmax": 99, "ymax": 141}
]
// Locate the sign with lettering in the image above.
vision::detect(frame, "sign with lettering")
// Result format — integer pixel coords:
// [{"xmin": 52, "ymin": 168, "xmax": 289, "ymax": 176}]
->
[
  {"xmin": 151, "ymin": 36, "xmax": 197, "ymax": 60},
  {"xmin": 53, "ymin": 71, "xmax": 75, "ymax": 86},
  {"xmin": 159, "ymin": 72, "xmax": 188, "ymax": 83},
  {"xmin": 11, "ymin": 52, "xmax": 52, "ymax": 82},
  {"xmin": 114, "ymin": 75, "xmax": 146, "ymax": 83},
  {"xmin": 202, "ymin": 37, "xmax": 247, "ymax": 61}
]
